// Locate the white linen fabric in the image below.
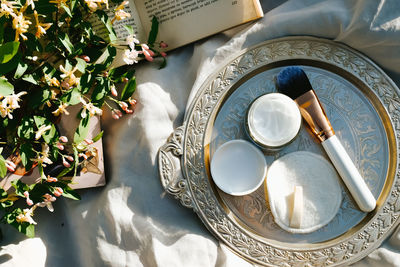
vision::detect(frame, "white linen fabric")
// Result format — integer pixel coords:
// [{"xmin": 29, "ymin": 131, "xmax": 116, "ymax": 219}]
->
[{"xmin": 2, "ymin": 0, "xmax": 400, "ymax": 266}]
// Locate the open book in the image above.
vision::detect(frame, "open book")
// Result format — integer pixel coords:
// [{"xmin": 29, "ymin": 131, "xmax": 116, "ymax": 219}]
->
[{"xmin": 93, "ymin": 0, "xmax": 264, "ymax": 51}]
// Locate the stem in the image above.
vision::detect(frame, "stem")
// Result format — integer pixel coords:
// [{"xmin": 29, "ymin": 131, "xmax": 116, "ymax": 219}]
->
[
  {"xmin": 38, "ymin": 163, "xmax": 46, "ymax": 180},
  {"xmin": 26, "ymin": 51, "xmax": 61, "ymax": 77},
  {"xmin": 103, "ymin": 100, "xmax": 113, "ymax": 109},
  {"xmin": 106, "ymin": 96, "xmax": 120, "ymax": 104}
]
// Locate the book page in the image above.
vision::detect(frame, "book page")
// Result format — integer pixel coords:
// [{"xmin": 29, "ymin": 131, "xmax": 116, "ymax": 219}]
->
[
  {"xmin": 89, "ymin": 1, "xmax": 146, "ymax": 41},
  {"xmin": 134, "ymin": 0, "xmax": 263, "ymax": 50}
]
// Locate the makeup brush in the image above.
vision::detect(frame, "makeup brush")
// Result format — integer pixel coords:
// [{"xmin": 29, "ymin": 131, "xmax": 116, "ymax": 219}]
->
[{"xmin": 276, "ymin": 66, "xmax": 376, "ymax": 212}]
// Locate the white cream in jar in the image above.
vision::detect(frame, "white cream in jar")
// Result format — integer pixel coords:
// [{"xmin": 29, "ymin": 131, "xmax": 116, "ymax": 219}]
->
[{"xmin": 246, "ymin": 93, "xmax": 301, "ymax": 150}]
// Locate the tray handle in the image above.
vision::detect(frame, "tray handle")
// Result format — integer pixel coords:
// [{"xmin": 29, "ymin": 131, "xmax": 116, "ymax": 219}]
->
[{"xmin": 158, "ymin": 124, "xmax": 194, "ymax": 209}]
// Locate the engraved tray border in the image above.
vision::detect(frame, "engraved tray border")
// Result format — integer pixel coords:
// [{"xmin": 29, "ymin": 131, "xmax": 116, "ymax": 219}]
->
[{"xmin": 158, "ymin": 36, "xmax": 400, "ymax": 266}]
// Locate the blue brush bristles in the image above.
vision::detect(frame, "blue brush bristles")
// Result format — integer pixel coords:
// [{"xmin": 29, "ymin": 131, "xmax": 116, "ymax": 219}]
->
[{"xmin": 276, "ymin": 66, "xmax": 313, "ymax": 100}]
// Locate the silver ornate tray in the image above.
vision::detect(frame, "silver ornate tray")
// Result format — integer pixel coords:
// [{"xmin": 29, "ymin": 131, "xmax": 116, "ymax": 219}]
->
[{"xmin": 158, "ymin": 36, "xmax": 400, "ymax": 266}]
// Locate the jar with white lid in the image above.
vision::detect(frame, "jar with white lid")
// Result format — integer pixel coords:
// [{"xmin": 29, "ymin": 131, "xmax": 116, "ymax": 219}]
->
[{"xmin": 245, "ymin": 93, "xmax": 302, "ymax": 152}]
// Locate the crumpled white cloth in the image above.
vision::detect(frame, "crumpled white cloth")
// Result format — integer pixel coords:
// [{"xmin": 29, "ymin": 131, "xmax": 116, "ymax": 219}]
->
[{"xmin": 2, "ymin": 0, "xmax": 400, "ymax": 266}]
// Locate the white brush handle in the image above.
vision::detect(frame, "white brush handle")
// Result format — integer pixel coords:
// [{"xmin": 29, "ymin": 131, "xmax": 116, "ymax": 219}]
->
[{"xmin": 322, "ymin": 135, "xmax": 376, "ymax": 212}]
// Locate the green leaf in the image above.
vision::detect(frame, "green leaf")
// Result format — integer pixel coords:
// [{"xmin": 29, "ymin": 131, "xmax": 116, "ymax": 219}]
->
[
  {"xmin": 30, "ymin": 87, "xmax": 51, "ymax": 109},
  {"xmin": 24, "ymin": 33, "xmax": 43, "ymax": 54},
  {"xmin": 73, "ymin": 146, "xmax": 78, "ymax": 177},
  {"xmin": 12, "ymin": 219, "xmax": 36, "ymax": 238},
  {"xmin": 42, "ymin": 125, "xmax": 57, "ymax": 143},
  {"xmin": 17, "ymin": 117, "xmax": 35, "ymax": 140},
  {"xmin": 81, "ymin": 22, "xmax": 94, "ymax": 38},
  {"xmin": 0, "ymin": 52, "xmax": 21, "ymax": 76},
  {"xmin": 61, "ymin": 3, "xmax": 72, "ymax": 17},
  {"xmin": 76, "ymin": 58, "xmax": 86, "ymax": 73},
  {"xmin": 101, "ymin": 46, "xmax": 117, "ymax": 68},
  {"xmin": 95, "ymin": 10, "xmax": 117, "ymax": 42},
  {"xmin": 74, "ymin": 116, "xmax": 90, "ymax": 143},
  {"xmin": 64, "ymin": 59, "xmax": 73, "ymax": 72},
  {"xmin": 78, "ymin": 72, "xmax": 93, "ymax": 94},
  {"xmin": 159, "ymin": 57, "xmax": 167, "ymax": 69},
  {"xmin": 109, "ymin": 66, "xmax": 135, "ymax": 83},
  {"xmin": 58, "ymin": 32, "xmax": 74, "ymax": 54},
  {"xmin": 41, "ymin": 63, "xmax": 57, "ymax": 77},
  {"xmin": 0, "ymin": 77, "xmax": 14, "ymax": 96},
  {"xmin": 20, "ymin": 143, "xmax": 34, "ymax": 170},
  {"xmin": 12, "ymin": 180, "xmax": 30, "ymax": 197},
  {"xmin": 92, "ymin": 130, "xmax": 103, "ymax": 142},
  {"xmin": 70, "ymin": 0, "xmax": 78, "ymax": 12},
  {"xmin": 0, "ymin": 155, "xmax": 7, "ymax": 178},
  {"xmin": 38, "ymin": 164, "xmax": 45, "ymax": 180},
  {"xmin": 14, "ymin": 61, "xmax": 28, "ymax": 79},
  {"xmin": 24, "ymin": 224, "xmax": 35, "ymax": 238},
  {"xmin": 33, "ymin": 116, "xmax": 46, "ymax": 127},
  {"xmin": 0, "ymin": 188, "xmax": 15, "ymax": 208},
  {"xmin": 0, "ymin": 188, "xmax": 6, "ymax": 198},
  {"xmin": 61, "ymin": 186, "xmax": 81, "ymax": 200},
  {"xmin": 61, "ymin": 88, "xmax": 81, "ymax": 105},
  {"xmin": 123, "ymin": 25, "xmax": 134, "ymax": 36},
  {"xmin": 147, "ymin": 16, "xmax": 159, "ymax": 46},
  {"xmin": 0, "ymin": 42, "xmax": 20, "ymax": 64},
  {"xmin": 0, "ymin": 17, "xmax": 5, "ymax": 43},
  {"xmin": 91, "ymin": 77, "xmax": 109, "ymax": 106},
  {"xmin": 22, "ymin": 74, "xmax": 38, "ymax": 85},
  {"xmin": 120, "ymin": 77, "xmax": 136, "ymax": 101},
  {"xmin": 33, "ymin": 116, "xmax": 57, "ymax": 143},
  {"xmin": 56, "ymin": 164, "xmax": 74, "ymax": 178},
  {"xmin": 5, "ymin": 208, "xmax": 20, "ymax": 224}
]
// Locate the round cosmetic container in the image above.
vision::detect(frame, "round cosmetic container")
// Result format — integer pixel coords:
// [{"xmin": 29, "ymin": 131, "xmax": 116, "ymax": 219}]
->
[
  {"xmin": 246, "ymin": 93, "xmax": 302, "ymax": 151},
  {"xmin": 210, "ymin": 140, "xmax": 267, "ymax": 196}
]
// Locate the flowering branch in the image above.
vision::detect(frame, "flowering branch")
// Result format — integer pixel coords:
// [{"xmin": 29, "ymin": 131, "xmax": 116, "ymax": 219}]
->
[{"xmin": 0, "ymin": 0, "xmax": 166, "ymax": 238}]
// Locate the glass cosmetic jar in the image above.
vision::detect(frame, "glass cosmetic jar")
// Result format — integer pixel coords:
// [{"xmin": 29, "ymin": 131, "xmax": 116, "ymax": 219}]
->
[{"xmin": 245, "ymin": 93, "xmax": 301, "ymax": 151}]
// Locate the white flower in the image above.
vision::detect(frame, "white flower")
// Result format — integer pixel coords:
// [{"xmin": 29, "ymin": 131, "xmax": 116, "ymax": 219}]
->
[
  {"xmin": 126, "ymin": 34, "xmax": 139, "ymax": 50},
  {"xmin": 16, "ymin": 208, "xmax": 37, "ymax": 225},
  {"xmin": 59, "ymin": 64, "xmax": 79, "ymax": 88},
  {"xmin": 34, "ymin": 10, "xmax": 52, "ymax": 38},
  {"xmin": 34, "ymin": 143, "xmax": 53, "ymax": 166},
  {"xmin": 84, "ymin": 0, "xmax": 108, "ymax": 12},
  {"xmin": 80, "ymin": 97, "xmax": 103, "ymax": 118},
  {"xmin": 0, "ymin": 103, "xmax": 11, "ymax": 118},
  {"xmin": 5, "ymin": 91, "xmax": 27, "ymax": 109},
  {"xmin": 115, "ymin": 9, "xmax": 130, "ymax": 21},
  {"xmin": 37, "ymin": 193, "xmax": 56, "ymax": 212},
  {"xmin": 12, "ymin": 11, "xmax": 32, "ymax": 41},
  {"xmin": 25, "ymin": 0, "xmax": 37, "ymax": 10},
  {"xmin": 84, "ymin": 0, "xmax": 98, "ymax": 11},
  {"xmin": 35, "ymin": 124, "xmax": 52, "ymax": 140},
  {"xmin": 123, "ymin": 49, "xmax": 140, "ymax": 65},
  {"xmin": 0, "ymin": 1, "xmax": 18, "ymax": 18},
  {"xmin": 52, "ymin": 103, "xmax": 70, "ymax": 116},
  {"xmin": 0, "ymin": 91, "xmax": 27, "ymax": 119},
  {"xmin": 5, "ymin": 160, "xmax": 16, "ymax": 172},
  {"xmin": 113, "ymin": 1, "xmax": 130, "ymax": 22}
]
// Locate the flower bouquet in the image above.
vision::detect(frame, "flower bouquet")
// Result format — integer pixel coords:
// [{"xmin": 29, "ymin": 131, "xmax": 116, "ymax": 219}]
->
[{"xmin": 0, "ymin": 0, "xmax": 165, "ymax": 237}]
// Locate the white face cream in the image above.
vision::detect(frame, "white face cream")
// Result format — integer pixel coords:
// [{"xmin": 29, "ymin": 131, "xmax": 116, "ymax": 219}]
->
[
  {"xmin": 247, "ymin": 93, "xmax": 301, "ymax": 149},
  {"xmin": 210, "ymin": 140, "xmax": 267, "ymax": 196}
]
